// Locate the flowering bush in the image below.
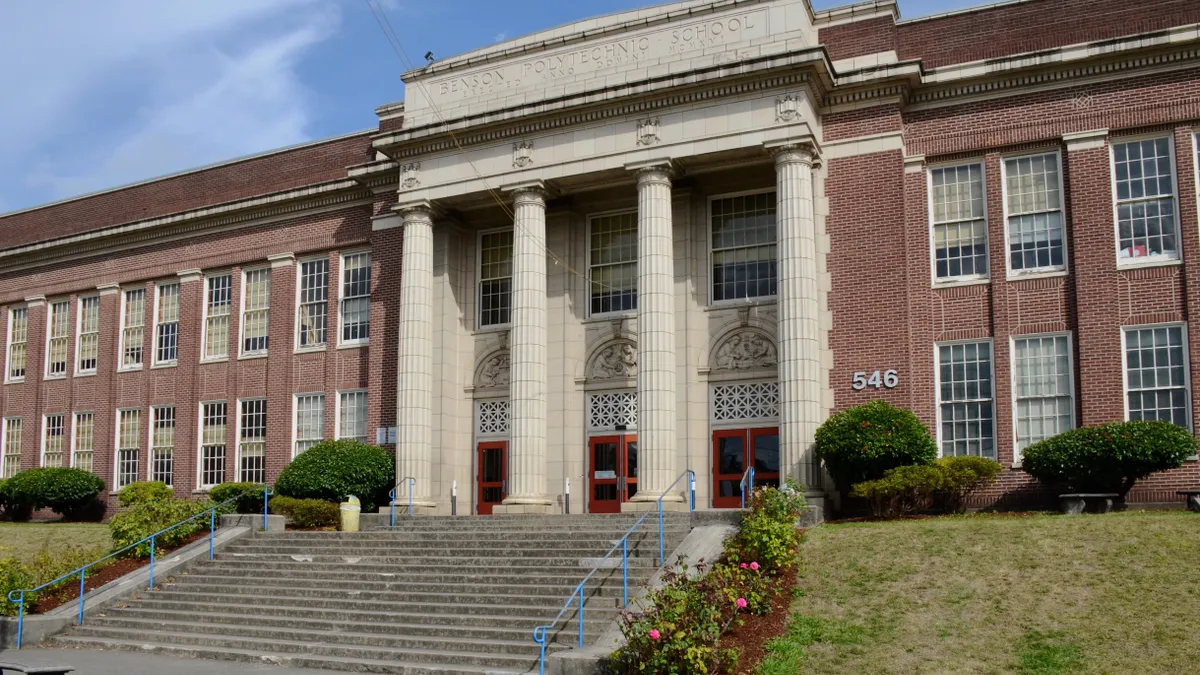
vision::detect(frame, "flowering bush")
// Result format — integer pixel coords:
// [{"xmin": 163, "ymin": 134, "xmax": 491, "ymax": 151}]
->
[{"xmin": 726, "ymin": 482, "xmax": 807, "ymax": 575}]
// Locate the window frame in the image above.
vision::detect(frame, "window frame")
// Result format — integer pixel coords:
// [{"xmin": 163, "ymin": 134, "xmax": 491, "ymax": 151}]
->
[
  {"xmin": 1110, "ymin": 134, "xmax": 1182, "ymax": 268},
  {"xmin": 200, "ymin": 272, "xmax": 233, "ymax": 362},
  {"xmin": 1008, "ymin": 332, "xmax": 1076, "ymax": 465},
  {"xmin": 149, "ymin": 405, "xmax": 176, "ymax": 486},
  {"xmin": 152, "ymin": 282, "xmax": 180, "ymax": 367},
  {"xmin": 74, "ymin": 295, "xmax": 100, "ymax": 376},
  {"xmin": 197, "ymin": 400, "xmax": 229, "ymax": 489},
  {"xmin": 118, "ymin": 288, "xmax": 146, "ymax": 371},
  {"xmin": 41, "ymin": 413, "xmax": 65, "ymax": 468},
  {"xmin": 114, "ymin": 407, "xmax": 141, "ymax": 489},
  {"xmin": 1000, "ymin": 149, "xmax": 1069, "ymax": 279},
  {"xmin": 933, "ymin": 338, "xmax": 997, "ymax": 460},
  {"xmin": 293, "ymin": 392, "xmax": 325, "ymax": 458},
  {"xmin": 927, "ymin": 159, "xmax": 990, "ymax": 286},
  {"xmin": 1120, "ymin": 321, "xmax": 1193, "ymax": 431},
  {"xmin": 706, "ymin": 188, "xmax": 780, "ymax": 307},
  {"xmin": 236, "ymin": 397, "xmax": 267, "ymax": 483},
  {"xmin": 338, "ymin": 250, "xmax": 372, "ymax": 346},
  {"xmin": 335, "ymin": 389, "xmax": 369, "ymax": 442},
  {"xmin": 71, "ymin": 411, "xmax": 95, "ymax": 472},
  {"xmin": 295, "ymin": 256, "xmax": 330, "ymax": 352},
  {"xmin": 238, "ymin": 266, "xmax": 271, "ymax": 358},
  {"xmin": 586, "ymin": 209, "xmax": 639, "ymax": 318},
  {"xmin": 5, "ymin": 306, "xmax": 28, "ymax": 383},
  {"xmin": 44, "ymin": 299, "xmax": 70, "ymax": 379},
  {"xmin": 1, "ymin": 417, "xmax": 21, "ymax": 479},
  {"xmin": 476, "ymin": 230, "xmax": 514, "ymax": 330}
]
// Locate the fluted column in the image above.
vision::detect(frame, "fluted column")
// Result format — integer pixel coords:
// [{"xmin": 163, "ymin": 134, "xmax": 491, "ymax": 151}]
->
[
  {"xmin": 629, "ymin": 164, "xmax": 682, "ymax": 506},
  {"xmin": 501, "ymin": 184, "xmax": 552, "ymax": 511},
  {"xmin": 772, "ymin": 143, "xmax": 823, "ymax": 494},
  {"xmin": 395, "ymin": 202, "xmax": 435, "ymax": 507}
]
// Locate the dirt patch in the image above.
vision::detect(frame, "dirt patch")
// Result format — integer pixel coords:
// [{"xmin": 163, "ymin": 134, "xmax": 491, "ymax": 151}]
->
[
  {"xmin": 720, "ymin": 567, "xmax": 799, "ymax": 674},
  {"xmin": 28, "ymin": 529, "xmax": 210, "ymax": 614}
]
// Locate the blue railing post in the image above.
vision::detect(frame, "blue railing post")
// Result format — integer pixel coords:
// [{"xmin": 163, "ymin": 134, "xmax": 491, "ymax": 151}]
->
[
  {"xmin": 408, "ymin": 478, "xmax": 414, "ymax": 518},
  {"xmin": 534, "ymin": 627, "xmax": 547, "ymax": 675},
  {"xmin": 77, "ymin": 568, "xmax": 86, "ymax": 625},
  {"xmin": 658, "ymin": 500, "xmax": 665, "ymax": 566},
  {"xmin": 209, "ymin": 508, "xmax": 216, "ymax": 560},
  {"xmin": 689, "ymin": 470, "xmax": 696, "ymax": 511},
  {"xmin": 577, "ymin": 585, "xmax": 584, "ymax": 648},
  {"xmin": 148, "ymin": 535, "xmax": 156, "ymax": 590},
  {"xmin": 262, "ymin": 484, "xmax": 269, "ymax": 531},
  {"xmin": 390, "ymin": 487, "xmax": 396, "ymax": 527},
  {"xmin": 15, "ymin": 591, "xmax": 24, "ymax": 648},
  {"xmin": 622, "ymin": 538, "xmax": 629, "ymax": 608}
]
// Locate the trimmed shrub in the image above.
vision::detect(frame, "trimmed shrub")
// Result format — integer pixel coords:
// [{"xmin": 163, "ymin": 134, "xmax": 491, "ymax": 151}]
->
[
  {"xmin": 0, "ymin": 558, "xmax": 36, "ymax": 616},
  {"xmin": 275, "ymin": 440, "xmax": 393, "ymax": 512},
  {"xmin": 209, "ymin": 482, "xmax": 267, "ymax": 514},
  {"xmin": 109, "ymin": 498, "xmax": 213, "ymax": 558},
  {"xmin": 117, "ymin": 481, "xmax": 174, "ymax": 507},
  {"xmin": 269, "ymin": 496, "xmax": 340, "ymax": 529},
  {"xmin": 851, "ymin": 456, "xmax": 1003, "ymax": 518},
  {"xmin": 814, "ymin": 401, "xmax": 938, "ymax": 492},
  {"xmin": 2, "ymin": 468, "xmax": 105, "ymax": 520},
  {"xmin": 1021, "ymin": 421, "xmax": 1195, "ymax": 498},
  {"xmin": 935, "ymin": 456, "xmax": 1004, "ymax": 513}
]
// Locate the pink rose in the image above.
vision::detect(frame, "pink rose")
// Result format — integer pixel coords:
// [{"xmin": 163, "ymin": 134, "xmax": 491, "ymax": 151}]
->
[
  {"xmin": 736, "ymin": 598, "xmax": 748, "ymax": 609},
  {"xmin": 750, "ymin": 562, "xmax": 760, "ymax": 571},
  {"xmin": 649, "ymin": 629, "xmax": 661, "ymax": 640},
  {"xmin": 740, "ymin": 563, "xmax": 748, "ymax": 569}
]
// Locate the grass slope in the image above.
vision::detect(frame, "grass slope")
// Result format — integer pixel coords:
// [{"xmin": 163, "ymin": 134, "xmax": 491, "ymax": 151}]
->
[
  {"xmin": 759, "ymin": 512, "xmax": 1200, "ymax": 675},
  {"xmin": 0, "ymin": 522, "xmax": 113, "ymax": 564}
]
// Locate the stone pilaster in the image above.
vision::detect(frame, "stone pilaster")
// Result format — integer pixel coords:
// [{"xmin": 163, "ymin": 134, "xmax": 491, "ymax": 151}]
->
[
  {"xmin": 394, "ymin": 201, "xmax": 436, "ymax": 509},
  {"xmin": 627, "ymin": 163, "xmax": 682, "ymax": 508},
  {"xmin": 497, "ymin": 183, "xmax": 552, "ymax": 513},
  {"xmin": 771, "ymin": 143, "xmax": 825, "ymax": 503}
]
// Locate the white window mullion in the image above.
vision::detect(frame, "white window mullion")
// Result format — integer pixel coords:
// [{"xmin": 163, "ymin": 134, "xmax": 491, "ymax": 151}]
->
[
  {"xmin": 46, "ymin": 301, "xmax": 70, "ymax": 378},
  {"xmin": 155, "ymin": 283, "xmax": 180, "ymax": 365},
  {"xmin": 6, "ymin": 308, "xmax": 28, "ymax": 382},
  {"xmin": 116, "ymin": 409, "xmax": 141, "ymax": 488},
  {"xmin": 1124, "ymin": 324, "xmax": 1191, "ymax": 429},
  {"xmin": 238, "ymin": 399, "xmax": 266, "ymax": 483},
  {"xmin": 1012, "ymin": 334, "xmax": 1074, "ymax": 458},
  {"xmin": 120, "ymin": 289, "xmax": 146, "ymax": 369},
  {"xmin": 1004, "ymin": 153, "xmax": 1065, "ymax": 275},
  {"xmin": 294, "ymin": 394, "xmax": 325, "ymax": 456},
  {"xmin": 200, "ymin": 402, "xmax": 228, "ymax": 488},
  {"xmin": 337, "ymin": 391, "xmax": 368, "ymax": 442},
  {"xmin": 151, "ymin": 406, "xmax": 176, "ymax": 486},
  {"xmin": 710, "ymin": 191, "xmax": 778, "ymax": 302},
  {"xmin": 42, "ymin": 414, "xmax": 65, "ymax": 467},
  {"xmin": 76, "ymin": 296, "xmax": 100, "ymax": 374},
  {"xmin": 72, "ymin": 412, "xmax": 95, "ymax": 472},
  {"xmin": 298, "ymin": 259, "xmax": 329, "ymax": 349},
  {"xmin": 478, "ymin": 233, "xmax": 512, "ymax": 328},
  {"xmin": 241, "ymin": 269, "xmax": 271, "ymax": 356},
  {"xmin": 340, "ymin": 252, "xmax": 372, "ymax": 344},
  {"xmin": 1113, "ymin": 137, "xmax": 1179, "ymax": 263},
  {"xmin": 936, "ymin": 341, "xmax": 995, "ymax": 459},
  {"xmin": 204, "ymin": 274, "xmax": 232, "ymax": 360},
  {"xmin": 930, "ymin": 163, "xmax": 988, "ymax": 282},
  {"xmin": 588, "ymin": 212, "xmax": 638, "ymax": 316},
  {"xmin": 2, "ymin": 418, "xmax": 24, "ymax": 478}
]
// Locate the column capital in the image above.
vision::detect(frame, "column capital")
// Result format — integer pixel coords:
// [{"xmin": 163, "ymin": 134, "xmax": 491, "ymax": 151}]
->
[
  {"xmin": 625, "ymin": 158, "xmax": 674, "ymax": 185},
  {"xmin": 394, "ymin": 200, "xmax": 438, "ymax": 227},
  {"xmin": 501, "ymin": 179, "xmax": 553, "ymax": 204},
  {"xmin": 766, "ymin": 140, "xmax": 820, "ymax": 167}
]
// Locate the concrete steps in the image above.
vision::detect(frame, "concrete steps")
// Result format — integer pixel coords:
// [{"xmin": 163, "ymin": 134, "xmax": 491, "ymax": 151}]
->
[{"xmin": 58, "ymin": 513, "xmax": 691, "ymax": 674}]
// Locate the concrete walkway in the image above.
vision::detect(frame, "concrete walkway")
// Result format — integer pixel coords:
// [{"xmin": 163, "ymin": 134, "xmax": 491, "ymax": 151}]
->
[{"xmin": 0, "ymin": 647, "xmax": 336, "ymax": 674}]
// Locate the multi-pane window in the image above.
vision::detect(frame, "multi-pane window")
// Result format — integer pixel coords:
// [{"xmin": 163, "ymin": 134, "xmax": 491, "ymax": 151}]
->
[
  {"xmin": 298, "ymin": 259, "xmax": 329, "ymax": 349},
  {"xmin": 238, "ymin": 399, "xmax": 266, "ymax": 483},
  {"xmin": 76, "ymin": 296, "xmax": 100, "ymax": 373},
  {"xmin": 200, "ymin": 402, "xmax": 228, "ymax": 487},
  {"xmin": 242, "ymin": 269, "xmax": 271, "ymax": 355},
  {"xmin": 46, "ymin": 301, "xmax": 69, "ymax": 377},
  {"xmin": 711, "ymin": 192, "xmax": 778, "ymax": 302},
  {"xmin": 1005, "ymin": 153, "xmax": 1064, "ymax": 273},
  {"xmin": 6, "ymin": 308, "xmax": 27, "ymax": 381},
  {"xmin": 478, "ymin": 233, "xmax": 513, "ymax": 327},
  {"xmin": 151, "ymin": 406, "xmax": 175, "ymax": 486},
  {"xmin": 116, "ymin": 409, "xmax": 141, "ymax": 489},
  {"xmin": 155, "ymin": 283, "xmax": 179, "ymax": 365},
  {"xmin": 72, "ymin": 412, "xmax": 95, "ymax": 472},
  {"xmin": 204, "ymin": 274, "xmax": 232, "ymax": 360},
  {"xmin": 1013, "ymin": 335, "xmax": 1074, "ymax": 454},
  {"xmin": 937, "ymin": 341, "xmax": 995, "ymax": 459},
  {"xmin": 1125, "ymin": 325, "xmax": 1190, "ymax": 428},
  {"xmin": 340, "ymin": 253, "xmax": 371, "ymax": 343},
  {"xmin": 42, "ymin": 414, "xmax": 65, "ymax": 467},
  {"xmin": 295, "ymin": 394, "xmax": 325, "ymax": 456},
  {"xmin": 2, "ymin": 418, "xmax": 22, "ymax": 479},
  {"xmin": 589, "ymin": 213, "xmax": 638, "ymax": 315},
  {"xmin": 931, "ymin": 164, "xmax": 988, "ymax": 281},
  {"xmin": 338, "ymin": 391, "xmax": 368, "ymax": 442},
  {"xmin": 1113, "ymin": 138, "xmax": 1178, "ymax": 261},
  {"xmin": 121, "ymin": 289, "xmax": 146, "ymax": 369}
]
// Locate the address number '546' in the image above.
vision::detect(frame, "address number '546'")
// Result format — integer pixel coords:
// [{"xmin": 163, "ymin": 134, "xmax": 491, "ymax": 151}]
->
[{"xmin": 852, "ymin": 370, "xmax": 898, "ymax": 390}]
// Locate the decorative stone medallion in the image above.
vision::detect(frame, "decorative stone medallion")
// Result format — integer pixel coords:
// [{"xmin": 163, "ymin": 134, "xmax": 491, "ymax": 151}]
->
[
  {"xmin": 400, "ymin": 162, "xmax": 421, "ymax": 189},
  {"xmin": 636, "ymin": 118, "xmax": 660, "ymax": 146},
  {"xmin": 512, "ymin": 140, "xmax": 534, "ymax": 168},
  {"xmin": 713, "ymin": 330, "xmax": 778, "ymax": 371},
  {"xmin": 477, "ymin": 351, "xmax": 511, "ymax": 388},
  {"xmin": 776, "ymin": 94, "xmax": 801, "ymax": 122}
]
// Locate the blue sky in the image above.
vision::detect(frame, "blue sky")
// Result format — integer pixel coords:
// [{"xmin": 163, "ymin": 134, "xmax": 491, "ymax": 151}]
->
[{"xmin": 0, "ymin": 0, "xmax": 976, "ymax": 215}]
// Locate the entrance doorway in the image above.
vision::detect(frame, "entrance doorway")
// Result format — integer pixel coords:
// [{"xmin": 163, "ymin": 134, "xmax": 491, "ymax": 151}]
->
[
  {"xmin": 476, "ymin": 441, "xmax": 507, "ymax": 515},
  {"xmin": 588, "ymin": 434, "xmax": 638, "ymax": 513},
  {"xmin": 712, "ymin": 427, "xmax": 779, "ymax": 508}
]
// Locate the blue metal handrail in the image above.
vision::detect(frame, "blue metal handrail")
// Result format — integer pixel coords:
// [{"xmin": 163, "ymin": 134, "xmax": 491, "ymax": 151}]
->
[
  {"xmin": 5, "ymin": 484, "xmax": 273, "ymax": 649},
  {"xmin": 740, "ymin": 466, "xmax": 756, "ymax": 509},
  {"xmin": 389, "ymin": 476, "xmax": 417, "ymax": 526},
  {"xmin": 531, "ymin": 469, "xmax": 696, "ymax": 675}
]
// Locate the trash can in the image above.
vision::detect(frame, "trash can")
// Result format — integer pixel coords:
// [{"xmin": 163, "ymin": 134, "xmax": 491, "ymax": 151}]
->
[{"xmin": 339, "ymin": 495, "xmax": 361, "ymax": 532}]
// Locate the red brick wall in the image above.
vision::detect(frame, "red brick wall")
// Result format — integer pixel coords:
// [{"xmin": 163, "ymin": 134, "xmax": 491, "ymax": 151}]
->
[{"xmin": 818, "ymin": 15, "xmax": 896, "ymax": 64}]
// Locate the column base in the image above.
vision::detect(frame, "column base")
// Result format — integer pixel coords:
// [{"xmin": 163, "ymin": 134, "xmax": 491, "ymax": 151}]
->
[{"xmin": 491, "ymin": 503, "xmax": 554, "ymax": 515}]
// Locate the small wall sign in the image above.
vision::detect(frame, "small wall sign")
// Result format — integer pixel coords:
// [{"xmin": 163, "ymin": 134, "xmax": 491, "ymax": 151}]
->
[{"xmin": 852, "ymin": 370, "xmax": 899, "ymax": 390}]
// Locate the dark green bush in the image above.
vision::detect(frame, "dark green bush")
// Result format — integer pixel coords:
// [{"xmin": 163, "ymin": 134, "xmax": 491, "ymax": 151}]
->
[
  {"xmin": 2, "ymin": 468, "xmax": 105, "ymax": 520},
  {"xmin": 814, "ymin": 401, "xmax": 938, "ymax": 492},
  {"xmin": 269, "ymin": 496, "xmax": 340, "ymax": 529},
  {"xmin": 117, "ymin": 481, "xmax": 174, "ymax": 507},
  {"xmin": 851, "ymin": 456, "xmax": 1003, "ymax": 518},
  {"xmin": 209, "ymin": 482, "xmax": 268, "ymax": 514},
  {"xmin": 1021, "ymin": 421, "xmax": 1195, "ymax": 498},
  {"xmin": 109, "ymin": 498, "xmax": 214, "ymax": 558},
  {"xmin": 275, "ymin": 440, "xmax": 393, "ymax": 512}
]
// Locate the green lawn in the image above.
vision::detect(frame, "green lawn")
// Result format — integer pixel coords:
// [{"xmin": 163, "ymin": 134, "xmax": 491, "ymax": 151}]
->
[
  {"xmin": 758, "ymin": 511, "xmax": 1200, "ymax": 675},
  {"xmin": 0, "ymin": 522, "xmax": 113, "ymax": 565}
]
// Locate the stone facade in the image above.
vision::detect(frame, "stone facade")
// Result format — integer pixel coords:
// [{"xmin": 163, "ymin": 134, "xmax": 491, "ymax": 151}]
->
[{"xmin": 1, "ymin": 0, "xmax": 1200, "ymax": 514}]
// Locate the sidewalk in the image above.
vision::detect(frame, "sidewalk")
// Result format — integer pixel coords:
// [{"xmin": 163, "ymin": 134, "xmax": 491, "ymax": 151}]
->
[{"xmin": 0, "ymin": 647, "xmax": 336, "ymax": 674}]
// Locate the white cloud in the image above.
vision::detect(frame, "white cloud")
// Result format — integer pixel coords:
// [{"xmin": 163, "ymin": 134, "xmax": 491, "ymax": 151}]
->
[
  {"xmin": 494, "ymin": 32, "xmax": 508, "ymax": 42},
  {"xmin": 0, "ymin": 0, "xmax": 341, "ymax": 212}
]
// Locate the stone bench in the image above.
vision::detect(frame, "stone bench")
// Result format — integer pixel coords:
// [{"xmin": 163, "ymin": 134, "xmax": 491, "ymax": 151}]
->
[
  {"xmin": 1177, "ymin": 491, "xmax": 1200, "ymax": 513},
  {"xmin": 1059, "ymin": 493, "xmax": 1119, "ymax": 515},
  {"xmin": 0, "ymin": 662, "xmax": 74, "ymax": 675}
]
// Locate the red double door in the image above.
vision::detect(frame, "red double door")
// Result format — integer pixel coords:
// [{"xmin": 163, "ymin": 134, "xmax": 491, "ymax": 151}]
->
[
  {"xmin": 476, "ymin": 441, "xmax": 507, "ymax": 515},
  {"xmin": 588, "ymin": 434, "xmax": 638, "ymax": 513},
  {"xmin": 712, "ymin": 427, "xmax": 780, "ymax": 509}
]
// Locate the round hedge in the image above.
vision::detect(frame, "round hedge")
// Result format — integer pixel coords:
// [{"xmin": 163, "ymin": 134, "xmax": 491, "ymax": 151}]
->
[
  {"xmin": 209, "ymin": 482, "xmax": 268, "ymax": 514},
  {"xmin": 814, "ymin": 400, "xmax": 938, "ymax": 492},
  {"xmin": 1021, "ymin": 420, "xmax": 1195, "ymax": 498},
  {"xmin": 275, "ymin": 440, "xmax": 394, "ymax": 512},
  {"xmin": 117, "ymin": 481, "xmax": 174, "ymax": 507},
  {"xmin": 2, "ymin": 467, "xmax": 105, "ymax": 520}
]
